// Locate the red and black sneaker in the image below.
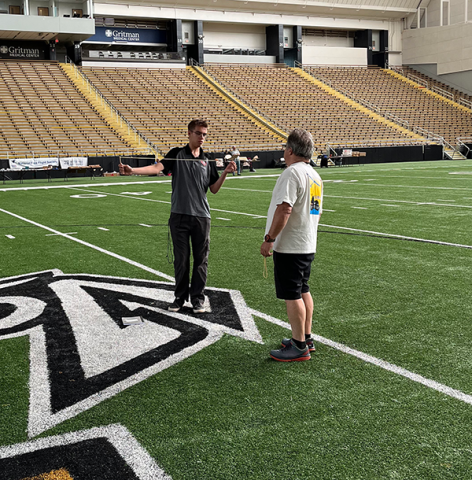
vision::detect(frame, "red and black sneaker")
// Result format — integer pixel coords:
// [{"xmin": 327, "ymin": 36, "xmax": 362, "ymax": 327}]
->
[
  {"xmin": 270, "ymin": 341, "xmax": 311, "ymax": 362},
  {"xmin": 281, "ymin": 337, "xmax": 315, "ymax": 353}
]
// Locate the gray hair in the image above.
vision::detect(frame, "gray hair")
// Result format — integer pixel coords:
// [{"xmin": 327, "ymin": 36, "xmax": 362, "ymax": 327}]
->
[{"xmin": 286, "ymin": 129, "xmax": 314, "ymax": 160}]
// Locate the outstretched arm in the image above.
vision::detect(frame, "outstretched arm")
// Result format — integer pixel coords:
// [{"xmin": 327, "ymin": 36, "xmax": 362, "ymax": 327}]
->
[
  {"xmin": 119, "ymin": 162, "xmax": 164, "ymax": 176},
  {"xmin": 209, "ymin": 161, "xmax": 236, "ymax": 194}
]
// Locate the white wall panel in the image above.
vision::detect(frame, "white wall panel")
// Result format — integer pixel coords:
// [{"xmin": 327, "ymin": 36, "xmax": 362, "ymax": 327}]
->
[
  {"xmin": 204, "ymin": 54, "xmax": 276, "ymax": 63},
  {"xmin": 203, "ymin": 23, "xmax": 266, "ymax": 49},
  {"xmin": 303, "ymin": 35, "xmax": 353, "ymax": 47},
  {"xmin": 81, "ymin": 61, "xmax": 186, "ymax": 68},
  {"xmin": 450, "ymin": 0, "xmax": 464, "ymax": 24},
  {"xmin": 403, "ymin": 23, "xmax": 472, "ymax": 74},
  {"xmin": 388, "ymin": 52, "xmax": 403, "ymax": 65},
  {"xmin": 302, "ymin": 45, "xmax": 367, "ymax": 65},
  {"xmin": 427, "ymin": 0, "xmax": 441, "ymax": 26}
]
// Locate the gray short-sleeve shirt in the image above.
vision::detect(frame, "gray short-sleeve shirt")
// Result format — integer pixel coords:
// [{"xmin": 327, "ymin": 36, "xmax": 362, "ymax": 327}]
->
[{"xmin": 161, "ymin": 145, "xmax": 219, "ymax": 218}]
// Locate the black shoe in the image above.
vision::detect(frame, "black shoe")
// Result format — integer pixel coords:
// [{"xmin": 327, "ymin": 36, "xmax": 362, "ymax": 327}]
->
[
  {"xmin": 250, "ymin": 169, "xmax": 256, "ymax": 172},
  {"xmin": 168, "ymin": 299, "xmax": 184, "ymax": 312},
  {"xmin": 281, "ymin": 337, "xmax": 315, "ymax": 352},
  {"xmin": 270, "ymin": 341, "xmax": 310, "ymax": 362},
  {"xmin": 192, "ymin": 300, "xmax": 206, "ymax": 314}
]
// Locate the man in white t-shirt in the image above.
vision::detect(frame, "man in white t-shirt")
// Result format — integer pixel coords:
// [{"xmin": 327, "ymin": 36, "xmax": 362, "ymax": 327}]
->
[
  {"xmin": 261, "ymin": 129, "xmax": 323, "ymax": 362},
  {"xmin": 230, "ymin": 146, "xmax": 241, "ymax": 176}
]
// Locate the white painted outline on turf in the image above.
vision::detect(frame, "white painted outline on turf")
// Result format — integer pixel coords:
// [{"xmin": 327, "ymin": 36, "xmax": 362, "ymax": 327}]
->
[
  {"xmin": 249, "ymin": 309, "xmax": 472, "ymax": 406},
  {"xmin": 0, "ymin": 271, "xmax": 262, "ymax": 437},
  {"xmin": 0, "ymin": 424, "xmax": 172, "ymax": 480}
]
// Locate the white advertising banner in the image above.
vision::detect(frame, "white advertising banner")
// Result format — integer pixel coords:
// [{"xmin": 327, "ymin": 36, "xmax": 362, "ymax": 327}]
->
[
  {"xmin": 9, "ymin": 157, "xmax": 59, "ymax": 170},
  {"xmin": 59, "ymin": 157, "xmax": 88, "ymax": 169}
]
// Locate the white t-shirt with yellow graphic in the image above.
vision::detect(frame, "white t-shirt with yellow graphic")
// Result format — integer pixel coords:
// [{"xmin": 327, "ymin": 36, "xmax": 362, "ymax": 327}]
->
[{"xmin": 265, "ymin": 161, "xmax": 323, "ymax": 254}]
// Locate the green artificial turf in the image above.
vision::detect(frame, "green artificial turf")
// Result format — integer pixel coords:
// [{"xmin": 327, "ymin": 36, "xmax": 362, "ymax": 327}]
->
[{"xmin": 0, "ymin": 161, "xmax": 471, "ymax": 479}]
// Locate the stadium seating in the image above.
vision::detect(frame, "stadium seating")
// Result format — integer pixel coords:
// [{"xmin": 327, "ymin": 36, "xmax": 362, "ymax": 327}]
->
[
  {"xmin": 81, "ymin": 66, "xmax": 283, "ymax": 153},
  {"xmin": 203, "ymin": 64, "xmax": 416, "ymax": 150},
  {"xmin": 399, "ymin": 66, "xmax": 472, "ymax": 104},
  {"xmin": 306, "ymin": 66, "xmax": 472, "ymax": 145},
  {"xmin": 0, "ymin": 61, "xmax": 133, "ymax": 158}
]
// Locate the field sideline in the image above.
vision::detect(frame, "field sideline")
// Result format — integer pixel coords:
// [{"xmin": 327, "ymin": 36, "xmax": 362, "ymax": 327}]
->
[{"xmin": 0, "ymin": 160, "xmax": 471, "ymax": 479}]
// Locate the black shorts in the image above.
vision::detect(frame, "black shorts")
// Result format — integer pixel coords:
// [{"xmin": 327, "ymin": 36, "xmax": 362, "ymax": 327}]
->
[{"xmin": 273, "ymin": 251, "xmax": 315, "ymax": 300}]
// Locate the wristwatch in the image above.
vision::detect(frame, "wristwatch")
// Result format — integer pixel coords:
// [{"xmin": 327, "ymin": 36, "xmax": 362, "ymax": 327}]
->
[{"xmin": 264, "ymin": 234, "xmax": 276, "ymax": 243}]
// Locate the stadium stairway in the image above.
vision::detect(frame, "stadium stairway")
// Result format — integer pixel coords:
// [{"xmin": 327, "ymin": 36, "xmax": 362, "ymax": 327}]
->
[
  {"xmin": 61, "ymin": 63, "xmax": 158, "ymax": 156},
  {"xmin": 444, "ymin": 148, "xmax": 467, "ymax": 160},
  {"xmin": 294, "ymin": 67, "xmax": 425, "ymax": 143},
  {"xmin": 188, "ymin": 66, "xmax": 288, "ymax": 143}
]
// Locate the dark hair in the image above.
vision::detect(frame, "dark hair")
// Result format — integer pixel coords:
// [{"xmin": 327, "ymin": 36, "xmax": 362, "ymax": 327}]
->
[
  {"xmin": 188, "ymin": 119, "xmax": 208, "ymax": 131},
  {"xmin": 286, "ymin": 129, "xmax": 314, "ymax": 160}
]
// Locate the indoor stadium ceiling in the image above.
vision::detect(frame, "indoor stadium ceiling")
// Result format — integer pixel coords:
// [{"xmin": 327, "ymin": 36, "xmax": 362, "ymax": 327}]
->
[{"xmin": 99, "ymin": 0, "xmax": 421, "ymax": 20}]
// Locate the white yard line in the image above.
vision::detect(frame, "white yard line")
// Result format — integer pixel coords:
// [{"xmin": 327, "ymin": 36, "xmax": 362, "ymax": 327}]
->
[
  {"xmin": 250, "ymin": 309, "xmax": 472, "ymax": 406},
  {"xmin": 222, "ymin": 187, "xmax": 273, "ymax": 193},
  {"xmin": 0, "ymin": 174, "xmax": 279, "ymax": 193},
  {"xmin": 339, "ymin": 183, "xmax": 472, "ymax": 192},
  {"xmin": 320, "ymin": 224, "xmax": 472, "ymax": 249},
  {"xmin": 45, "ymin": 232, "xmax": 77, "ymax": 236},
  {"xmin": 325, "ymin": 195, "xmax": 472, "ymax": 209},
  {"xmin": 0, "ymin": 208, "xmax": 175, "ymax": 281},
  {"xmin": 0, "ymin": 179, "xmax": 171, "ymax": 192}
]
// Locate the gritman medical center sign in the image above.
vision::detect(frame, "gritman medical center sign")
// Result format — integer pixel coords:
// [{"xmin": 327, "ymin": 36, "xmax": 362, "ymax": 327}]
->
[
  {"xmin": 88, "ymin": 27, "xmax": 166, "ymax": 44},
  {"xmin": 0, "ymin": 43, "xmax": 45, "ymax": 59}
]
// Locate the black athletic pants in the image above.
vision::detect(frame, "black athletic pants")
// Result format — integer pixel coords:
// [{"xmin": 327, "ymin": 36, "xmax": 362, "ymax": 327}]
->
[{"xmin": 169, "ymin": 212, "xmax": 210, "ymax": 305}]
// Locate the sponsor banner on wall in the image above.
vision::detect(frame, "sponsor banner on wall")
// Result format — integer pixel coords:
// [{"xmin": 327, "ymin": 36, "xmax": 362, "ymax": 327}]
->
[
  {"xmin": 59, "ymin": 157, "xmax": 88, "ymax": 168},
  {"xmin": 0, "ymin": 42, "xmax": 46, "ymax": 60},
  {"xmin": 9, "ymin": 158, "xmax": 59, "ymax": 170},
  {"xmin": 86, "ymin": 26, "xmax": 167, "ymax": 45}
]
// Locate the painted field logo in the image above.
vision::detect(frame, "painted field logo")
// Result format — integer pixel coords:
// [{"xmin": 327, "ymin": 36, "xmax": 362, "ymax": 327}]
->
[{"xmin": 0, "ymin": 270, "xmax": 262, "ymax": 437}]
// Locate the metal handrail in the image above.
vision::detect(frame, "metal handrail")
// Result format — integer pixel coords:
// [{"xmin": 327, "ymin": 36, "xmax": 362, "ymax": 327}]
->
[
  {"xmin": 459, "ymin": 98, "xmax": 472, "ymax": 110},
  {"xmin": 457, "ymin": 137, "xmax": 472, "ymax": 157},
  {"xmin": 431, "ymin": 85, "xmax": 454, "ymax": 101},
  {"xmin": 65, "ymin": 57, "xmax": 161, "ymax": 156}
]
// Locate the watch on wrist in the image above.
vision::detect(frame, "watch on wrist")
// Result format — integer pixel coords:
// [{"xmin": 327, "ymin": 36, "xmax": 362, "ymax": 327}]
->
[{"xmin": 264, "ymin": 234, "xmax": 276, "ymax": 243}]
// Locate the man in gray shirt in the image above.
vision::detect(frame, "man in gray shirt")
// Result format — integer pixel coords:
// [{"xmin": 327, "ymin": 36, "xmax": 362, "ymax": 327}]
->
[{"xmin": 119, "ymin": 119, "xmax": 236, "ymax": 313}]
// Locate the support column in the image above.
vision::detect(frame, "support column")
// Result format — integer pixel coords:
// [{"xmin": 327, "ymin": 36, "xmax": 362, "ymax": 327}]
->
[
  {"xmin": 354, "ymin": 29, "xmax": 373, "ymax": 65},
  {"xmin": 294, "ymin": 25, "xmax": 302, "ymax": 64},
  {"xmin": 266, "ymin": 25, "xmax": 284, "ymax": 63}
]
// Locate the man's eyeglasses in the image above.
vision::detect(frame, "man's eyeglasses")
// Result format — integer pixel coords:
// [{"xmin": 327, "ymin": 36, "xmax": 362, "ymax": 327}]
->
[{"xmin": 191, "ymin": 130, "xmax": 208, "ymax": 137}]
